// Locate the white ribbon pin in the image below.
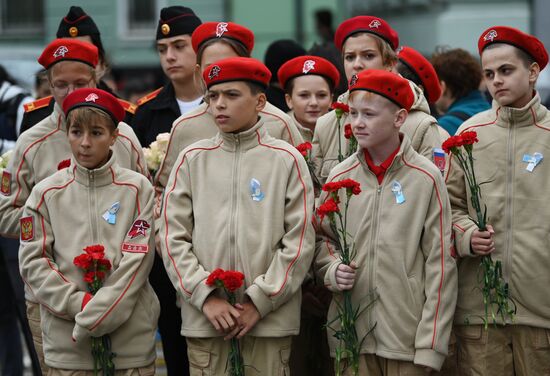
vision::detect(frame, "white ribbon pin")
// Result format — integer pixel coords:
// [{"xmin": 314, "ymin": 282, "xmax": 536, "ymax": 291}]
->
[{"xmin": 522, "ymin": 152, "xmax": 543, "ymax": 172}]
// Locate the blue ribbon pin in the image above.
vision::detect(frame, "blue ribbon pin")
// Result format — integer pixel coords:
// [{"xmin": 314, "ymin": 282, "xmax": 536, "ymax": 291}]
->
[
  {"xmin": 391, "ymin": 181, "xmax": 405, "ymax": 204},
  {"xmin": 250, "ymin": 178, "xmax": 265, "ymax": 202},
  {"xmin": 522, "ymin": 152, "xmax": 543, "ymax": 172},
  {"xmin": 102, "ymin": 202, "xmax": 120, "ymax": 224}
]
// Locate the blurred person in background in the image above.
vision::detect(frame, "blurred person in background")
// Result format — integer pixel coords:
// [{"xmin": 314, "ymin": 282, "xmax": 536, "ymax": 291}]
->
[{"xmin": 431, "ymin": 47, "xmax": 491, "ymax": 135}]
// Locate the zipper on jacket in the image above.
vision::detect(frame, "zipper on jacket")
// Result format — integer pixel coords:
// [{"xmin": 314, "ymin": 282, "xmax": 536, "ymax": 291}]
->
[
  {"xmin": 88, "ymin": 170, "xmax": 98, "ymax": 243},
  {"xmin": 229, "ymin": 136, "xmax": 242, "ymax": 272},
  {"xmin": 366, "ymin": 178, "xmax": 383, "ymax": 333},
  {"xmin": 503, "ymin": 121, "xmax": 515, "ymax": 286}
]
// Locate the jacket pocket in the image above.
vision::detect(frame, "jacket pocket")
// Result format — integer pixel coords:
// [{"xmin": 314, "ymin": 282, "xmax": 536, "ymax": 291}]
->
[
  {"xmin": 188, "ymin": 347, "xmax": 211, "ymax": 375},
  {"xmin": 534, "ymin": 328, "xmax": 550, "ymax": 350}
]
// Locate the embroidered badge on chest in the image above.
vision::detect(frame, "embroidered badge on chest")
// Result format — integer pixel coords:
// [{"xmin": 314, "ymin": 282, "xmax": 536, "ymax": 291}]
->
[
  {"xmin": 127, "ymin": 219, "xmax": 150, "ymax": 239},
  {"xmin": 102, "ymin": 202, "xmax": 120, "ymax": 225},
  {"xmin": 250, "ymin": 178, "xmax": 265, "ymax": 202},
  {"xmin": 391, "ymin": 181, "xmax": 405, "ymax": 204},
  {"xmin": 522, "ymin": 152, "xmax": 543, "ymax": 172},
  {"xmin": 1, "ymin": 170, "xmax": 11, "ymax": 195}
]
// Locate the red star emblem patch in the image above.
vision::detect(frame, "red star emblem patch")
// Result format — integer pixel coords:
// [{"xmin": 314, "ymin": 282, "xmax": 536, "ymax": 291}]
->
[{"xmin": 127, "ymin": 219, "xmax": 150, "ymax": 239}]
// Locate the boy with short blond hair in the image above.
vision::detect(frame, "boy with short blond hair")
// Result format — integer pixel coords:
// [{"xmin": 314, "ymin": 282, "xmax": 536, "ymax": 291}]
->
[
  {"xmin": 159, "ymin": 57, "xmax": 314, "ymax": 376},
  {"xmin": 315, "ymin": 69, "xmax": 457, "ymax": 375},
  {"xmin": 446, "ymin": 26, "xmax": 550, "ymax": 375}
]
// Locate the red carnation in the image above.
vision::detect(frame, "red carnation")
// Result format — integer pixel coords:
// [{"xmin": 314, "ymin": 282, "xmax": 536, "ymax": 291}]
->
[
  {"xmin": 460, "ymin": 131, "xmax": 478, "ymax": 146},
  {"xmin": 331, "ymin": 102, "xmax": 350, "ymax": 113},
  {"xmin": 296, "ymin": 142, "xmax": 312, "ymax": 158},
  {"xmin": 317, "ymin": 197, "xmax": 340, "ymax": 222},
  {"xmin": 221, "ymin": 271, "xmax": 245, "ymax": 293},
  {"xmin": 322, "ymin": 181, "xmax": 344, "ymax": 193},
  {"xmin": 340, "ymin": 178, "xmax": 361, "ymax": 195},
  {"xmin": 84, "ymin": 244, "xmax": 105, "ymax": 260},
  {"xmin": 206, "ymin": 268, "xmax": 225, "ymax": 287},
  {"xmin": 344, "ymin": 124, "xmax": 353, "ymax": 139},
  {"xmin": 442, "ymin": 135, "xmax": 462, "ymax": 154},
  {"xmin": 73, "ymin": 254, "xmax": 92, "ymax": 270},
  {"xmin": 57, "ymin": 159, "xmax": 71, "ymax": 170},
  {"xmin": 83, "ymin": 271, "xmax": 95, "ymax": 284},
  {"xmin": 97, "ymin": 258, "xmax": 112, "ymax": 271}
]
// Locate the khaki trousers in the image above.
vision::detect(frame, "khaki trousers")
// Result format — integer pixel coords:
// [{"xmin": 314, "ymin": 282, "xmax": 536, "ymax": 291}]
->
[
  {"xmin": 342, "ymin": 354, "xmax": 428, "ymax": 376},
  {"xmin": 46, "ymin": 363, "xmax": 155, "ymax": 376},
  {"xmin": 187, "ymin": 336, "xmax": 291, "ymax": 376},
  {"xmin": 455, "ymin": 324, "xmax": 550, "ymax": 376},
  {"xmin": 26, "ymin": 300, "xmax": 49, "ymax": 375}
]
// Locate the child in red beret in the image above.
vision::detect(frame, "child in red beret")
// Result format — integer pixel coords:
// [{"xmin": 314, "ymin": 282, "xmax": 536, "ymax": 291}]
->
[
  {"xmin": 159, "ymin": 57, "xmax": 314, "ymax": 376},
  {"xmin": 278, "ymin": 55, "xmax": 340, "ymax": 142},
  {"xmin": 19, "ymin": 88, "xmax": 158, "ymax": 374},
  {"xmin": 315, "ymin": 70, "xmax": 457, "ymax": 375},
  {"xmin": 312, "ymin": 15, "xmax": 445, "ymax": 184},
  {"xmin": 446, "ymin": 26, "xmax": 550, "ymax": 375}
]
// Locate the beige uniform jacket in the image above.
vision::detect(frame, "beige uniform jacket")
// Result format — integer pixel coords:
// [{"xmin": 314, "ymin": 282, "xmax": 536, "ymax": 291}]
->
[
  {"xmin": 288, "ymin": 111, "xmax": 314, "ymax": 143},
  {"xmin": 312, "ymin": 82, "xmax": 443, "ymax": 184},
  {"xmin": 446, "ymin": 93, "xmax": 550, "ymax": 329},
  {"xmin": 159, "ymin": 119, "xmax": 315, "ymax": 338},
  {"xmin": 19, "ymin": 154, "xmax": 159, "ymax": 370},
  {"xmin": 155, "ymin": 101, "xmax": 304, "ymax": 193},
  {"xmin": 315, "ymin": 136, "xmax": 457, "ymax": 371},
  {"xmin": 0, "ymin": 104, "xmax": 148, "ymax": 238}
]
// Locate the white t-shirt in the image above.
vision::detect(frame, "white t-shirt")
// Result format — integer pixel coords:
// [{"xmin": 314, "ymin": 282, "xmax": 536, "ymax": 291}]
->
[{"xmin": 177, "ymin": 96, "xmax": 203, "ymax": 117}]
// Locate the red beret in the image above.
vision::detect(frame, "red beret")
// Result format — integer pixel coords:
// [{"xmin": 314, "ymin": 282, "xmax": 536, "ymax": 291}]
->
[
  {"xmin": 38, "ymin": 39, "xmax": 98, "ymax": 70},
  {"xmin": 202, "ymin": 57, "xmax": 271, "ymax": 89},
  {"xmin": 192, "ymin": 22, "xmax": 254, "ymax": 54},
  {"xmin": 63, "ymin": 88, "xmax": 125, "ymax": 125},
  {"xmin": 397, "ymin": 46, "xmax": 442, "ymax": 103},
  {"xmin": 334, "ymin": 16, "xmax": 399, "ymax": 51},
  {"xmin": 349, "ymin": 70, "xmax": 414, "ymax": 111},
  {"xmin": 277, "ymin": 55, "xmax": 340, "ymax": 91},
  {"xmin": 478, "ymin": 26, "xmax": 548, "ymax": 70}
]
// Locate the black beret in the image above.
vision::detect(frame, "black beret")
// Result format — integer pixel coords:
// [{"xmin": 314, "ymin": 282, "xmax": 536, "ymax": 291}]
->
[
  {"xmin": 56, "ymin": 6, "xmax": 100, "ymax": 38},
  {"xmin": 156, "ymin": 6, "xmax": 202, "ymax": 40}
]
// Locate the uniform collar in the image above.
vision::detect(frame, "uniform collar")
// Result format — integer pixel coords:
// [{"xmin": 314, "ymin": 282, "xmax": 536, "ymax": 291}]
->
[
  {"xmin": 50, "ymin": 102, "xmax": 67, "ymax": 132},
  {"xmin": 71, "ymin": 152, "xmax": 117, "ymax": 187},
  {"xmin": 494, "ymin": 91, "xmax": 546, "ymax": 129},
  {"xmin": 217, "ymin": 118, "xmax": 267, "ymax": 152},
  {"xmin": 290, "ymin": 111, "xmax": 314, "ymax": 140},
  {"xmin": 357, "ymin": 133, "xmax": 414, "ymax": 179}
]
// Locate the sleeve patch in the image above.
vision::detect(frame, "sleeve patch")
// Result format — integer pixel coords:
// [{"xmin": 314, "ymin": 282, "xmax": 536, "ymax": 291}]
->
[
  {"xmin": 1, "ymin": 170, "xmax": 11, "ymax": 195},
  {"xmin": 127, "ymin": 219, "xmax": 150, "ymax": 239},
  {"xmin": 121, "ymin": 242, "xmax": 149, "ymax": 253},
  {"xmin": 20, "ymin": 216, "xmax": 34, "ymax": 241}
]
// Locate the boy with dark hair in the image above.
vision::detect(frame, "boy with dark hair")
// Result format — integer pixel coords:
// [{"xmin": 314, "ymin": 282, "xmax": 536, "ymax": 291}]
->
[
  {"xmin": 160, "ymin": 57, "xmax": 314, "ymax": 376},
  {"xmin": 316, "ymin": 69, "xmax": 457, "ymax": 375},
  {"xmin": 446, "ymin": 26, "xmax": 550, "ymax": 375}
]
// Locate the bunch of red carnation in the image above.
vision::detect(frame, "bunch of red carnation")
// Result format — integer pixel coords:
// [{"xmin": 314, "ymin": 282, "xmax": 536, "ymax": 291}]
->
[
  {"xmin": 322, "ymin": 179, "xmax": 361, "ymax": 196},
  {"xmin": 73, "ymin": 245, "xmax": 112, "ymax": 288},
  {"xmin": 331, "ymin": 102, "xmax": 350, "ymax": 114},
  {"xmin": 442, "ymin": 131, "xmax": 478, "ymax": 154},
  {"xmin": 206, "ymin": 268, "xmax": 244, "ymax": 293}
]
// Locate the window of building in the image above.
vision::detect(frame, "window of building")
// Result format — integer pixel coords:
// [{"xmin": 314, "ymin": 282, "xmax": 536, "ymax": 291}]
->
[
  {"xmin": 0, "ymin": 0, "xmax": 44, "ymax": 35},
  {"xmin": 118, "ymin": 0, "xmax": 167, "ymax": 40}
]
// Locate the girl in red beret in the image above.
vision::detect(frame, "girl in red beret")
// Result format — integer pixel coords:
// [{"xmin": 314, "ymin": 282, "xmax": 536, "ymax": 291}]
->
[
  {"xmin": 278, "ymin": 55, "xmax": 340, "ymax": 142},
  {"xmin": 19, "ymin": 88, "xmax": 158, "ymax": 375},
  {"xmin": 446, "ymin": 26, "xmax": 550, "ymax": 375},
  {"xmin": 312, "ymin": 15, "xmax": 445, "ymax": 184}
]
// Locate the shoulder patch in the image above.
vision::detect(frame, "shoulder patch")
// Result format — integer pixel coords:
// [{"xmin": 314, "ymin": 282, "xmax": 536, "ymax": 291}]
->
[
  {"xmin": 1, "ymin": 170, "xmax": 11, "ymax": 195},
  {"xmin": 121, "ymin": 242, "xmax": 149, "ymax": 253},
  {"xmin": 127, "ymin": 219, "xmax": 150, "ymax": 239},
  {"xmin": 117, "ymin": 98, "xmax": 137, "ymax": 115},
  {"xmin": 24, "ymin": 96, "xmax": 53, "ymax": 113},
  {"xmin": 136, "ymin": 88, "xmax": 163, "ymax": 107},
  {"xmin": 20, "ymin": 216, "xmax": 34, "ymax": 241}
]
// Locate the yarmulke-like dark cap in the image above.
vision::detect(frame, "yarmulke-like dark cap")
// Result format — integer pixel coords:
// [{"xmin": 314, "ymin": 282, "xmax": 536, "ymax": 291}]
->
[
  {"xmin": 156, "ymin": 6, "xmax": 202, "ymax": 40},
  {"xmin": 56, "ymin": 6, "xmax": 100, "ymax": 38}
]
